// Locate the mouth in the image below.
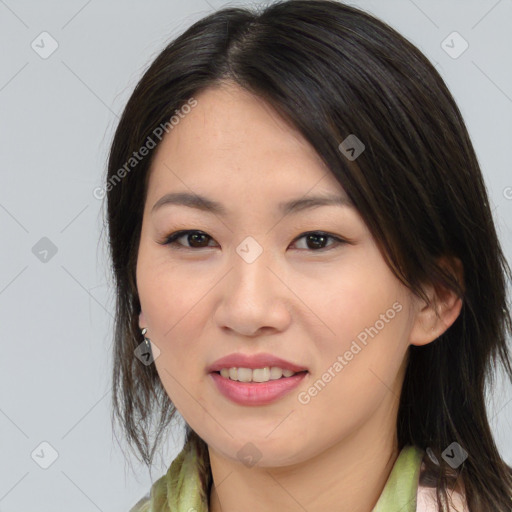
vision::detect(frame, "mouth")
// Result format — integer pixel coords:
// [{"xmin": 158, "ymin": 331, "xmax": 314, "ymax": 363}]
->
[{"xmin": 206, "ymin": 353, "xmax": 309, "ymax": 405}]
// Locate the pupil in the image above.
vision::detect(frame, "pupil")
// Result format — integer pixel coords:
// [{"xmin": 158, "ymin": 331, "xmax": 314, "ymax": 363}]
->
[
  {"xmin": 307, "ymin": 234, "xmax": 326, "ymax": 249},
  {"xmin": 190, "ymin": 233, "xmax": 208, "ymax": 247}
]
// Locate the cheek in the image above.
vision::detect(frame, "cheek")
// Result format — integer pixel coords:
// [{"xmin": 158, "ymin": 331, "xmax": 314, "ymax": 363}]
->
[
  {"xmin": 306, "ymin": 259, "xmax": 409, "ymax": 398},
  {"xmin": 312, "ymin": 260, "xmax": 404, "ymax": 347},
  {"xmin": 137, "ymin": 247, "xmax": 205, "ymax": 333},
  {"xmin": 147, "ymin": 296, "xmax": 209, "ymax": 416},
  {"xmin": 298, "ymin": 309, "xmax": 408, "ymax": 443},
  {"xmin": 137, "ymin": 256, "xmax": 206, "ymax": 384}
]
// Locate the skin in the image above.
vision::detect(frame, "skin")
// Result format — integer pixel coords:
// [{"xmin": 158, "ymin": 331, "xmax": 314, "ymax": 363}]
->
[{"xmin": 136, "ymin": 82, "xmax": 463, "ymax": 512}]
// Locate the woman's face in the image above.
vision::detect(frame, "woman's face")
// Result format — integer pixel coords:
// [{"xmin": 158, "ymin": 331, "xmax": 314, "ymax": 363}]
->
[{"xmin": 136, "ymin": 82, "xmax": 423, "ymax": 466}]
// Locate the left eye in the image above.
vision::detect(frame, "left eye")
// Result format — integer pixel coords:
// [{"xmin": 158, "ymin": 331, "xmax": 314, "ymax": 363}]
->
[
  {"xmin": 159, "ymin": 230, "xmax": 346, "ymax": 251},
  {"xmin": 292, "ymin": 231, "xmax": 344, "ymax": 250},
  {"xmin": 160, "ymin": 230, "xmax": 217, "ymax": 249}
]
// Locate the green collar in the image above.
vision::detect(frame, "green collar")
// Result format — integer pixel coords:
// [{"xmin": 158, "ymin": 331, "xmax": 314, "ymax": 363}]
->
[
  {"xmin": 131, "ymin": 437, "xmax": 424, "ymax": 512},
  {"xmin": 372, "ymin": 445, "xmax": 424, "ymax": 511}
]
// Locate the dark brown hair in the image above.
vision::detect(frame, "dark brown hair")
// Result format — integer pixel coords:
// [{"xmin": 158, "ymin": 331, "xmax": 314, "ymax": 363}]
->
[{"xmin": 103, "ymin": 1, "xmax": 512, "ymax": 510}]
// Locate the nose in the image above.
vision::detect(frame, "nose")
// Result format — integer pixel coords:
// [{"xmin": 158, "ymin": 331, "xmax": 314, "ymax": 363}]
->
[{"xmin": 213, "ymin": 243, "xmax": 292, "ymax": 337}]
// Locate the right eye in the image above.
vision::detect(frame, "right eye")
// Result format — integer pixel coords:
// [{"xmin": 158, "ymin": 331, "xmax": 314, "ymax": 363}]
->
[{"xmin": 158, "ymin": 230, "xmax": 218, "ymax": 250}]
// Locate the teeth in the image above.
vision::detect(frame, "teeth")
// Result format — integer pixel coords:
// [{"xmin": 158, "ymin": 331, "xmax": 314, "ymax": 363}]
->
[
  {"xmin": 237, "ymin": 367, "xmax": 252, "ymax": 382},
  {"xmin": 218, "ymin": 367, "xmax": 299, "ymax": 383},
  {"xmin": 252, "ymin": 367, "xmax": 270, "ymax": 382}
]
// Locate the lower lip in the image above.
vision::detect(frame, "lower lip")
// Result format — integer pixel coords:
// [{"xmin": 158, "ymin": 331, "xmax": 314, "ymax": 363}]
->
[{"xmin": 209, "ymin": 371, "xmax": 308, "ymax": 406}]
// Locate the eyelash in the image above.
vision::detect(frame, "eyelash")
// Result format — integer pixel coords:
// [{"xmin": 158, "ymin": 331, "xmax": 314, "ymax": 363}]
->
[{"xmin": 158, "ymin": 230, "xmax": 347, "ymax": 252}]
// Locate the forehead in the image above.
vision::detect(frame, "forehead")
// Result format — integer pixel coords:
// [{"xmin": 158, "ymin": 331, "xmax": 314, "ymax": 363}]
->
[
  {"xmin": 169, "ymin": 82, "xmax": 313, "ymax": 154},
  {"xmin": 147, "ymin": 82, "xmax": 346, "ymax": 204}
]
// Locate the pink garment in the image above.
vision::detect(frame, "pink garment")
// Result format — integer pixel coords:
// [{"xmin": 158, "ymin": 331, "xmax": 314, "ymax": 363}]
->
[{"xmin": 416, "ymin": 459, "xmax": 468, "ymax": 512}]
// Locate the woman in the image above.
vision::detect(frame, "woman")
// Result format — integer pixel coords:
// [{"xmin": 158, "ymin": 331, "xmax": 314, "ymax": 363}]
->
[{"xmin": 104, "ymin": 1, "xmax": 512, "ymax": 510}]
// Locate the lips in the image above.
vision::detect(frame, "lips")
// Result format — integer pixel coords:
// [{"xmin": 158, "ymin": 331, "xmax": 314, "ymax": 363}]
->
[
  {"xmin": 206, "ymin": 353, "xmax": 308, "ymax": 374},
  {"xmin": 209, "ymin": 370, "xmax": 308, "ymax": 405}
]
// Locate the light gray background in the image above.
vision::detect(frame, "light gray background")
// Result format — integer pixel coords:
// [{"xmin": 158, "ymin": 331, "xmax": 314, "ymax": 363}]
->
[{"xmin": 1, "ymin": 0, "xmax": 511, "ymax": 510}]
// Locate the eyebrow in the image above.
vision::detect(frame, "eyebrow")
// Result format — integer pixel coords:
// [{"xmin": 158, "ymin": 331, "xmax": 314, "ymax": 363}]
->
[{"xmin": 151, "ymin": 191, "xmax": 354, "ymax": 216}]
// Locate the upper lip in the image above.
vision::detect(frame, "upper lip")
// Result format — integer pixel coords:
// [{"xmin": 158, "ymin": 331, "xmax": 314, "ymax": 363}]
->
[{"xmin": 206, "ymin": 353, "xmax": 308, "ymax": 373}]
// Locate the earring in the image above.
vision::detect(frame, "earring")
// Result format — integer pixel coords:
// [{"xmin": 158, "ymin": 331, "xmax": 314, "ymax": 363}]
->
[{"xmin": 141, "ymin": 327, "xmax": 151, "ymax": 349}]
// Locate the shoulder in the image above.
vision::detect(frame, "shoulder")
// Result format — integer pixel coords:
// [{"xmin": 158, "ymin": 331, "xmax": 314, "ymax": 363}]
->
[
  {"xmin": 128, "ymin": 433, "xmax": 211, "ymax": 512},
  {"xmin": 129, "ymin": 492, "xmax": 151, "ymax": 512},
  {"xmin": 416, "ymin": 458, "xmax": 468, "ymax": 512},
  {"xmin": 417, "ymin": 485, "xmax": 467, "ymax": 512},
  {"xmin": 128, "ymin": 472, "xmax": 168, "ymax": 512}
]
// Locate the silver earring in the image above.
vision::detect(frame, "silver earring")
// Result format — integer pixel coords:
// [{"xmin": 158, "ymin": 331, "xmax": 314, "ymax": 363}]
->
[{"xmin": 141, "ymin": 327, "xmax": 151, "ymax": 348}]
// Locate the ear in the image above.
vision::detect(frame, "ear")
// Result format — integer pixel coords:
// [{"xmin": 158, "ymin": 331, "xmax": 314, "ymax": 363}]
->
[
  {"xmin": 139, "ymin": 310, "xmax": 146, "ymax": 330},
  {"xmin": 409, "ymin": 256, "xmax": 464, "ymax": 347}
]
